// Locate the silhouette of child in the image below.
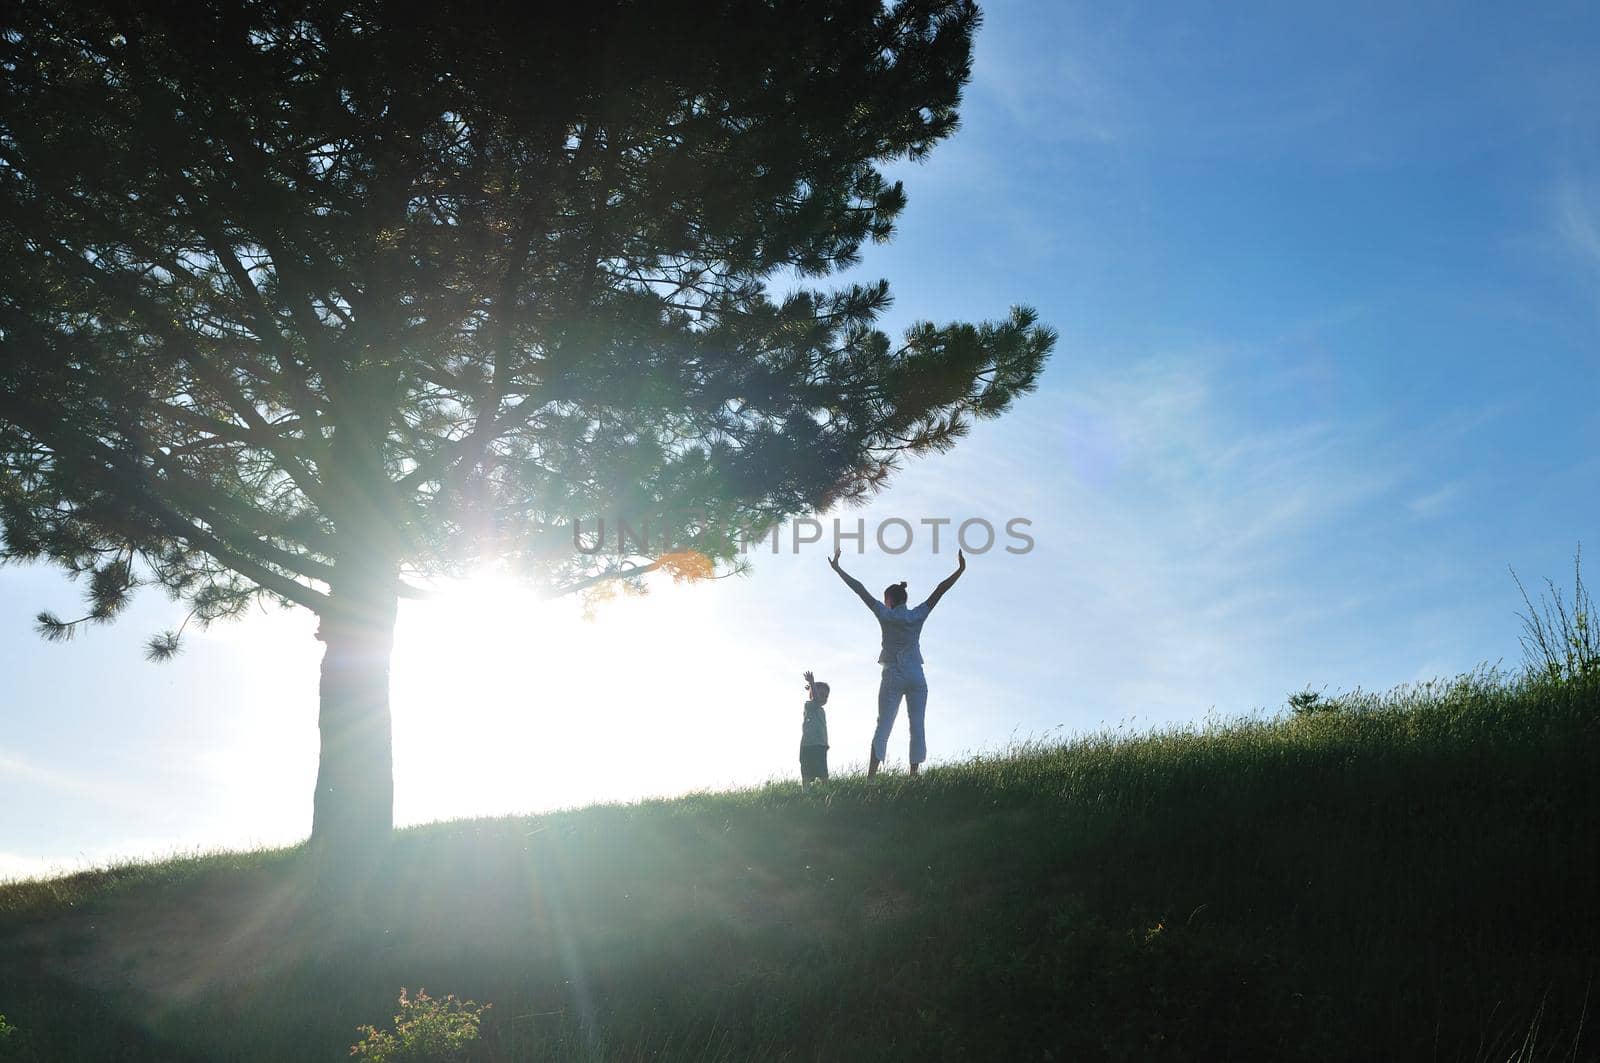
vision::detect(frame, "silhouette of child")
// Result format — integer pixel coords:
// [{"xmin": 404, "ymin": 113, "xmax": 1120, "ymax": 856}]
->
[{"xmin": 800, "ymin": 670, "xmax": 830, "ymax": 786}]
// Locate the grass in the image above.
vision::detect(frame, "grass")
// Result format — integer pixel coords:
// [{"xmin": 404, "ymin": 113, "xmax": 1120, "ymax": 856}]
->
[{"xmin": 1, "ymin": 668, "xmax": 1597, "ymax": 1061}]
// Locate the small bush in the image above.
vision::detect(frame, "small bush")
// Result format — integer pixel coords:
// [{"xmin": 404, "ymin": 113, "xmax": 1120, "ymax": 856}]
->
[
  {"xmin": 1287, "ymin": 688, "xmax": 1334, "ymax": 716},
  {"xmin": 0, "ymin": 1012, "xmax": 25, "ymax": 1063},
  {"xmin": 351, "ymin": 989, "xmax": 488, "ymax": 1063},
  {"xmin": 1514, "ymin": 546, "xmax": 1599, "ymax": 683}
]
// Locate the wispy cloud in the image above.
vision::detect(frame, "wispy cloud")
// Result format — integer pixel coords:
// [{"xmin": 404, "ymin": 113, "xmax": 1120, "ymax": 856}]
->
[
  {"xmin": 0, "ymin": 747, "xmax": 125, "ymax": 801},
  {"xmin": 975, "ymin": 40, "xmax": 1124, "ymax": 146},
  {"xmin": 1406, "ymin": 483, "xmax": 1463, "ymax": 519},
  {"xmin": 0, "ymin": 851, "xmax": 62, "ymax": 882},
  {"xmin": 968, "ymin": 5, "xmax": 1382, "ymax": 163},
  {"xmin": 841, "ymin": 343, "xmax": 1410, "ymax": 729},
  {"xmin": 1555, "ymin": 177, "xmax": 1600, "ymax": 310}
]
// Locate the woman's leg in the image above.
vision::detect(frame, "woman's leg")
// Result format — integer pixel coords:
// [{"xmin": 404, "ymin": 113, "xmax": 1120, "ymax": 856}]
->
[
  {"xmin": 870, "ymin": 668, "xmax": 904, "ymax": 776},
  {"xmin": 906, "ymin": 669, "xmax": 929, "ymax": 771}
]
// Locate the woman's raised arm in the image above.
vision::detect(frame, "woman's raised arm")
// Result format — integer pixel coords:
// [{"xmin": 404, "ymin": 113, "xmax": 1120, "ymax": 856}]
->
[
  {"xmin": 829, "ymin": 548, "xmax": 882, "ymax": 613},
  {"xmin": 919, "ymin": 549, "xmax": 967, "ymax": 612}
]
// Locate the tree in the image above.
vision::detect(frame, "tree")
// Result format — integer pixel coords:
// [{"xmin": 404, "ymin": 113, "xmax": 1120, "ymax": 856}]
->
[{"xmin": 0, "ymin": 0, "xmax": 1055, "ymax": 852}]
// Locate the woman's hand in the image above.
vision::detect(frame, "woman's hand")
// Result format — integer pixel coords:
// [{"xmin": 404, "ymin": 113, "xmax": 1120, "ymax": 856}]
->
[
  {"xmin": 830, "ymin": 547, "xmax": 877, "ymax": 610},
  {"xmin": 956, "ymin": 548, "xmax": 966, "ymax": 573}
]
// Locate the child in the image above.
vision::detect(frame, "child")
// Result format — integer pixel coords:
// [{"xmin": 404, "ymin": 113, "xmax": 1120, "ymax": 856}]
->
[{"xmin": 800, "ymin": 670, "xmax": 830, "ymax": 786}]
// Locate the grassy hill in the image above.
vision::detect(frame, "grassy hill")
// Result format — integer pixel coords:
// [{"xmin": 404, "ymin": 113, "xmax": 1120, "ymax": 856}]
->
[{"xmin": 2, "ymin": 670, "xmax": 1597, "ymax": 1062}]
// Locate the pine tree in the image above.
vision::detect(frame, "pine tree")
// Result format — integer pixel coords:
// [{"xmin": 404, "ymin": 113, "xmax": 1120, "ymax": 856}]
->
[{"xmin": 0, "ymin": 0, "xmax": 1054, "ymax": 852}]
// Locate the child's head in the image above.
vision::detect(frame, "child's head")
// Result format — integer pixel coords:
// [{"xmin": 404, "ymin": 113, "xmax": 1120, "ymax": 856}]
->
[
  {"xmin": 883, "ymin": 581, "xmax": 909, "ymax": 608},
  {"xmin": 809, "ymin": 680, "xmax": 830, "ymax": 705}
]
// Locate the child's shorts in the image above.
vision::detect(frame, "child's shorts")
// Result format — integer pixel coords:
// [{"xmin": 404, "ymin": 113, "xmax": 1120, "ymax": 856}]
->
[{"xmin": 799, "ymin": 745, "xmax": 829, "ymax": 783}]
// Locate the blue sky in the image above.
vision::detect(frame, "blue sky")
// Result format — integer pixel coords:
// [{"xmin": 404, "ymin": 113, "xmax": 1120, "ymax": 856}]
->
[{"xmin": 4, "ymin": 0, "xmax": 1599, "ymax": 876}]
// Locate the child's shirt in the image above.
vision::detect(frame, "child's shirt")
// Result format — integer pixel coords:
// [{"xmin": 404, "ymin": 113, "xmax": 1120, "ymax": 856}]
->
[{"xmin": 801, "ymin": 698, "xmax": 828, "ymax": 749}]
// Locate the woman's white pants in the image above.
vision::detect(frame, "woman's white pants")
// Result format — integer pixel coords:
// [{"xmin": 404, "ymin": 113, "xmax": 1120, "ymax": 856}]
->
[{"xmin": 873, "ymin": 661, "xmax": 929, "ymax": 765}]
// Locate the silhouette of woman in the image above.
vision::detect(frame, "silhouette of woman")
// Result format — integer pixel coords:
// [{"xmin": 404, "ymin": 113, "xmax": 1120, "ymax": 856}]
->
[{"xmin": 829, "ymin": 547, "xmax": 966, "ymax": 777}]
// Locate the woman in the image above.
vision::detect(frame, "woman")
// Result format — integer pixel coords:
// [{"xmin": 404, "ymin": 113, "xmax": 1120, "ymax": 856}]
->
[{"xmin": 829, "ymin": 546, "xmax": 967, "ymax": 776}]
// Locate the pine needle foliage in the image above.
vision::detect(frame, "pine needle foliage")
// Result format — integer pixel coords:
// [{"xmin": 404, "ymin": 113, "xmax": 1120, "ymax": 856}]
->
[
  {"xmin": 0, "ymin": 0, "xmax": 1053, "ymax": 844},
  {"xmin": 0, "ymin": 0, "xmax": 1054, "ymax": 652}
]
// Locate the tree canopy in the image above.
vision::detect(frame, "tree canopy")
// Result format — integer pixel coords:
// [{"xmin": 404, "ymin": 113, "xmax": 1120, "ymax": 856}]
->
[{"xmin": 0, "ymin": 0, "xmax": 1054, "ymax": 846}]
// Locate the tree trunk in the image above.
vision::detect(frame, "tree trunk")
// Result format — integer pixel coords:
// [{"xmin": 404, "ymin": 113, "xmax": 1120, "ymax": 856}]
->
[{"xmin": 310, "ymin": 559, "xmax": 399, "ymax": 854}]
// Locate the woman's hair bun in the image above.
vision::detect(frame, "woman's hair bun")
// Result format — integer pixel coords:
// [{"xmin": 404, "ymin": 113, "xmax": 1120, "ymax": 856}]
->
[{"xmin": 897, "ymin": 580, "xmax": 908, "ymax": 589}]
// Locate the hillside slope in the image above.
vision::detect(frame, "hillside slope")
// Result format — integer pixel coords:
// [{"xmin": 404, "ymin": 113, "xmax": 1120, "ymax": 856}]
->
[{"xmin": 2, "ymin": 671, "xmax": 1597, "ymax": 1061}]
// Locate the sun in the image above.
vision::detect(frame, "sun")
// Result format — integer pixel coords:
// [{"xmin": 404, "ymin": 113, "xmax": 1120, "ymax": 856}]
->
[
  {"xmin": 378, "ymin": 558, "xmax": 801, "ymax": 827},
  {"xmin": 382, "ymin": 569, "xmax": 576, "ymax": 816},
  {"xmin": 384, "ymin": 568, "xmax": 720, "ymax": 824}
]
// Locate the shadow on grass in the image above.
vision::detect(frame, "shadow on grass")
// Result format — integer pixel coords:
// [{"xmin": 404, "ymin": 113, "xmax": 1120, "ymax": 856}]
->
[
  {"xmin": 1, "ymin": 670, "xmax": 1596, "ymax": 1060},
  {"xmin": 0, "ymin": 969, "xmax": 208, "ymax": 1062}
]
